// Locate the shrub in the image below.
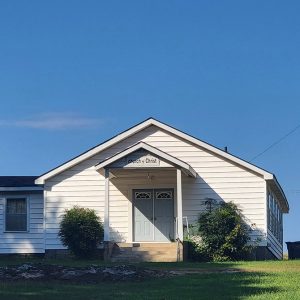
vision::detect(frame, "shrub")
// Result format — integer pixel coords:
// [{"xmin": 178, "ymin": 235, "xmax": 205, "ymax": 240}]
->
[
  {"xmin": 59, "ymin": 206, "xmax": 104, "ymax": 258},
  {"xmin": 186, "ymin": 235, "xmax": 210, "ymax": 262},
  {"xmin": 189, "ymin": 202, "xmax": 251, "ymax": 261}
]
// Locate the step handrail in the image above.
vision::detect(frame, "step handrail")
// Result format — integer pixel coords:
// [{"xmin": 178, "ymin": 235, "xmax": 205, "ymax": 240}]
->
[
  {"xmin": 175, "ymin": 216, "xmax": 190, "ymax": 240},
  {"xmin": 175, "ymin": 216, "xmax": 190, "ymax": 262}
]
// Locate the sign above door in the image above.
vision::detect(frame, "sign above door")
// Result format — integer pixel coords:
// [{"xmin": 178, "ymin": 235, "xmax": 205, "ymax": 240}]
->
[
  {"xmin": 126, "ymin": 153, "xmax": 160, "ymax": 167},
  {"xmin": 110, "ymin": 150, "xmax": 173, "ymax": 168}
]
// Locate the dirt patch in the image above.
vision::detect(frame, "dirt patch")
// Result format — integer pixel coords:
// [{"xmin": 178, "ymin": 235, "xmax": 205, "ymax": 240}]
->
[
  {"xmin": 0, "ymin": 263, "xmax": 170, "ymax": 283},
  {"xmin": 0, "ymin": 264, "xmax": 245, "ymax": 283}
]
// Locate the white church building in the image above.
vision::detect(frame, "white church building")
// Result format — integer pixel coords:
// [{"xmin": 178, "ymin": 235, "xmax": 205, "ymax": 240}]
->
[{"xmin": 0, "ymin": 118, "xmax": 289, "ymax": 261}]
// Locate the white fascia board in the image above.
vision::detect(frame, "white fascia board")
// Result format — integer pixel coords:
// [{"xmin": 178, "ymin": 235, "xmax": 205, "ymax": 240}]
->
[
  {"xmin": 149, "ymin": 119, "xmax": 273, "ymax": 180},
  {"xmin": 35, "ymin": 117, "xmax": 273, "ymax": 184},
  {"xmin": 95, "ymin": 142, "xmax": 197, "ymax": 178},
  {"xmin": 266, "ymin": 177, "xmax": 289, "ymax": 213},
  {"xmin": 188, "ymin": 166, "xmax": 197, "ymax": 178},
  {"xmin": 35, "ymin": 119, "xmax": 154, "ymax": 184},
  {"xmin": 95, "ymin": 142, "xmax": 148, "ymax": 169}
]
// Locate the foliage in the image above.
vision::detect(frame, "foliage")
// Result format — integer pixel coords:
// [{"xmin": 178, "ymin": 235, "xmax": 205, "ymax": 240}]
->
[
  {"xmin": 1, "ymin": 261, "xmax": 300, "ymax": 299},
  {"xmin": 186, "ymin": 239, "xmax": 210, "ymax": 262},
  {"xmin": 184, "ymin": 226, "xmax": 210, "ymax": 262},
  {"xmin": 189, "ymin": 202, "xmax": 251, "ymax": 261},
  {"xmin": 59, "ymin": 206, "xmax": 104, "ymax": 258}
]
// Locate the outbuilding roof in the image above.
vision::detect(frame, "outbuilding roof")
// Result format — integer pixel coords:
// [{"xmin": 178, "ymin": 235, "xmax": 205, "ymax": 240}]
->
[
  {"xmin": 0, "ymin": 176, "xmax": 43, "ymax": 191},
  {"xmin": 0, "ymin": 176, "xmax": 38, "ymax": 187}
]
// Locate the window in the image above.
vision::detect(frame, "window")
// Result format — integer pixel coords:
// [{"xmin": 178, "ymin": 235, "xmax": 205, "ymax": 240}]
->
[
  {"xmin": 156, "ymin": 191, "xmax": 172, "ymax": 199},
  {"xmin": 135, "ymin": 192, "xmax": 151, "ymax": 199},
  {"xmin": 267, "ymin": 191, "xmax": 283, "ymax": 243},
  {"xmin": 5, "ymin": 198, "xmax": 27, "ymax": 232},
  {"xmin": 268, "ymin": 193, "xmax": 272, "ymax": 230}
]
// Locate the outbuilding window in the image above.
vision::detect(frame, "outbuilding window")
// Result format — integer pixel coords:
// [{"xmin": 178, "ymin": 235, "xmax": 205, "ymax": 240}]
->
[{"xmin": 5, "ymin": 198, "xmax": 28, "ymax": 232}]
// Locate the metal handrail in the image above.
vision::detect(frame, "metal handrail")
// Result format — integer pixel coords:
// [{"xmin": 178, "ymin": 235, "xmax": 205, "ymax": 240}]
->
[
  {"xmin": 183, "ymin": 216, "xmax": 190, "ymax": 239},
  {"xmin": 175, "ymin": 216, "xmax": 190, "ymax": 261},
  {"xmin": 175, "ymin": 216, "xmax": 190, "ymax": 240}
]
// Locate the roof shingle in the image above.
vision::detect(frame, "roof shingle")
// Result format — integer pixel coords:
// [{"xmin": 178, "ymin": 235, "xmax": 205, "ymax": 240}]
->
[{"xmin": 0, "ymin": 176, "xmax": 39, "ymax": 187}]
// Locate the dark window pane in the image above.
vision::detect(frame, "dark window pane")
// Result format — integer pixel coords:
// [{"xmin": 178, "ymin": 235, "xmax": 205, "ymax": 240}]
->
[
  {"xmin": 6, "ymin": 198, "xmax": 27, "ymax": 231},
  {"xmin": 7, "ymin": 198, "xmax": 26, "ymax": 214},
  {"xmin": 6, "ymin": 214, "xmax": 27, "ymax": 231}
]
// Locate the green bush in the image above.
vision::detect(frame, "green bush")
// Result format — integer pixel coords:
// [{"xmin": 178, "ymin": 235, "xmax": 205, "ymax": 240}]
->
[
  {"xmin": 59, "ymin": 206, "xmax": 104, "ymax": 258},
  {"xmin": 186, "ymin": 239, "xmax": 210, "ymax": 262},
  {"xmin": 189, "ymin": 202, "xmax": 251, "ymax": 261}
]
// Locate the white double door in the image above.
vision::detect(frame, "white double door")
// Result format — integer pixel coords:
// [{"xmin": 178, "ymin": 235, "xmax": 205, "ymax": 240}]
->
[{"xmin": 133, "ymin": 189, "xmax": 174, "ymax": 242}]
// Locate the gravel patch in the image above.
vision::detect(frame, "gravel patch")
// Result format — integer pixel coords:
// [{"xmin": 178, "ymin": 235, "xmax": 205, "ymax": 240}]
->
[{"xmin": 0, "ymin": 263, "xmax": 170, "ymax": 283}]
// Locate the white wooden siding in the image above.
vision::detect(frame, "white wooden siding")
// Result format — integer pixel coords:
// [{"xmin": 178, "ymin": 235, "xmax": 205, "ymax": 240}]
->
[
  {"xmin": 0, "ymin": 192, "xmax": 44, "ymax": 254},
  {"xmin": 44, "ymin": 125, "xmax": 267, "ymax": 249}
]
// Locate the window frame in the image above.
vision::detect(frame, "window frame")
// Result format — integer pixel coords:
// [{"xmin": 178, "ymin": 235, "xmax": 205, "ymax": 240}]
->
[
  {"xmin": 267, "ymin": 189, "xmax": 283, "ymax": 243},
  {"xmin": 4, "ymin": 196, "xmax": 29, "ymax": 233}
]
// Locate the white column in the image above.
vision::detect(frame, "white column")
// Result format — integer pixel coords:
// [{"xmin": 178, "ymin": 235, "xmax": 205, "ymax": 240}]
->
[
  {"xmin": 104, "ymin": 168, "xmax": 110, "ymax": 241},
  {"xmin": 177, "ymin": 169, "xmax": 183, "ymax": 241}
]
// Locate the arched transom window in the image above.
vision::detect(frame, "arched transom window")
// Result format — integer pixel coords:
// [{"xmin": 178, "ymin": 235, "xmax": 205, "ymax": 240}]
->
[
  {"xmin": 135, "ymin": 192, "xmax": 152, "ymax": 199},
  {"xmin": 156, "ymin": 191, "xmax": 172, "ymax": 199}
]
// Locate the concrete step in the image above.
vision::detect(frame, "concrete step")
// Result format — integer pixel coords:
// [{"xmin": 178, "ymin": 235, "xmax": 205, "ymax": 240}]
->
[
  {"xmin": 112, "ymin": 252, "xmax": 177, "ymax": 258},
  {"xmin": 110, "ymin": 242, "xmax": 180, "ymax": 262},
  {"xmin": 115, "ymin": 243, "xmax": 177, "ymax": 248},
  {"xmin": 113, "ymin": 250, "xmax": 177, "ymax": 257},
  {"xmin": 131, "ymin": 248, "xmax": 177, "ymax": 252},
  {"xmin": 111, "ymin": 255, "xmax": 178, "ymax": 263},
  {"xmin": 115, "ymin": 243, "xmax": 134, "ymax": 248},
  {"xmin": 111, "ymin": 257, "xmax": 143, "ymax": 263},
  {"xmin": 111, "ymin": 256, "xmax": 178, "ymax": 262},
  {"xmin": 144, "ymin": 257, "xmax": 178, "ymax": 262},
  {"xmin": 111, "ymin": 256, "xmax": 142, "ymax": 260},
  {"xmin": 115, "ymin": 250, "xmax": 177, "ymax": 256}
]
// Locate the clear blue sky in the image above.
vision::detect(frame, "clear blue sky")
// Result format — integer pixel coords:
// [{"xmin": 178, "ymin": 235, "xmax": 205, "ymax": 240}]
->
[{"xmin": 0, "ymin": 1, "xmax": 299, "ymax": 249}]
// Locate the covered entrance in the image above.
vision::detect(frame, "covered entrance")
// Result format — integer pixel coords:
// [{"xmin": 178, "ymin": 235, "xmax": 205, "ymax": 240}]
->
[
  {"xmin": 95, "ymin": 141, "xmax": 197, "ymax": 246},
  {"xmin": 133, "ymin": 189, "xmax": 174, "ymax": 242}
]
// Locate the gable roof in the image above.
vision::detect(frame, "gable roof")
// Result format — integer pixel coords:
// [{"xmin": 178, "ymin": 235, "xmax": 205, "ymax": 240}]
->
[
  {"xmin": 95, "ymin": 142, "xmax": 197, "ymax": 178},
  {"xmin": 35, "ymin": 117, "xmax": 289, "ymax": 212}
]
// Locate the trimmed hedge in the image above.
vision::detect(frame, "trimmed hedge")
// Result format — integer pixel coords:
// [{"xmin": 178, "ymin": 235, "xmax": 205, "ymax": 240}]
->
[{"xmin": 59, "ymin": 206, "xmax": 104, "ymax": 258}]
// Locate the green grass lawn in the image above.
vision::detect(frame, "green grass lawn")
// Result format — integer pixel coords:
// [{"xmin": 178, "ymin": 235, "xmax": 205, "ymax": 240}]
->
[{"xmin": 0, "ymin": 258, "xmax": 300, "ymax": 300}]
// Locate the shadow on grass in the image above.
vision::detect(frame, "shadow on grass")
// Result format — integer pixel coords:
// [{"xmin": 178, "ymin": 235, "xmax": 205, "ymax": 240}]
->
[{"xmin": 0, "ymin": 270, "xmax": 283, "ymax": 300}]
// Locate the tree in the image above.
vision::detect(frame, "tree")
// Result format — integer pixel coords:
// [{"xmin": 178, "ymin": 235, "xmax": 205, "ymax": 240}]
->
[{"xmin": 59, "ymin": 206, "xmax": 104, "ymax": 258}]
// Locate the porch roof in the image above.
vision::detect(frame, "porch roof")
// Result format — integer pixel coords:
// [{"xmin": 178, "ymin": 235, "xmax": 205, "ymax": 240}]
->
[{"xmin": 95, "ymin": 142, "xmax": 197, "ymax": 178}]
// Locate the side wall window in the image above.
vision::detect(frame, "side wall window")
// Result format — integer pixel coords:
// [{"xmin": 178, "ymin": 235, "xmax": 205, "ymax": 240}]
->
[
  {"xmin": 267, "ymin": 191, "xmax": 283, "ymax": 243},
  {"xmin": 5, "ymin": 198, "xmax": 28, "ymax": 232}
]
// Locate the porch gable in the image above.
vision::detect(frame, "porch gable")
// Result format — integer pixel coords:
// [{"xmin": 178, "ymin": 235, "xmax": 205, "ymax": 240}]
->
[{"xmin": 95, "ymin": 142, "xmax": 197, "ymax": 178}]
